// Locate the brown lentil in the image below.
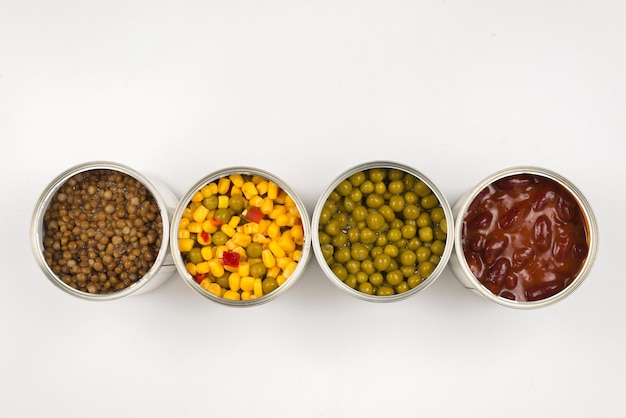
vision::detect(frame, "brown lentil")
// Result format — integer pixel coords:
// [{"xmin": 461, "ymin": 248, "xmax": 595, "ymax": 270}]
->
[{"xmin": 42, "ymin": 169, "xmax": 163, "ymax": 294}]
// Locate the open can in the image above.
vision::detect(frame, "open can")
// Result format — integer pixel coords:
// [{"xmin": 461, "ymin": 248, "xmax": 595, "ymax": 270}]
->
[
  {"xmin": 30, "ymin": 161, "xmax": 179, "ymax": 301},
  {"xmin": 448, "ymin": 166, "xmax": 598, "ymax": 309}
]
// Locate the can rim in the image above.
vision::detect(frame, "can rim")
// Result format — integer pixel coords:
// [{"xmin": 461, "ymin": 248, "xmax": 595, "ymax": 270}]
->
[
  {"xmin": 30, "ymin": 161, "xmax": 172, "ymax": 301},
  {"xmin": 169, "ymin": 166, "xmax": 312, "ymax": 307},
  {"xmin": 311, "ymin": 160, "xmax": 455, "ymax": 303},
  {"xmin": 452, "ymin": 165, "xmax": 599, "ymax": 309}
]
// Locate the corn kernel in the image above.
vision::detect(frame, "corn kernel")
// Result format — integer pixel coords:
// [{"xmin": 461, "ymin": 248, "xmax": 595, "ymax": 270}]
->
[
  {"xmin": 269, "ymin": 241, "xmax": 286, "ymax": 258},
  {"xmin": 256, "ymin": 180, "xmax": 269, "ymax": 195},
  {"xmin": 230, "ymin": 186, "xmax": 242, "ymax": 195},
  {"xmin": 207, "ymin": 282, "xmax": 222, "ymax": 297},
  {"xmin": 214, "ymin": 246, "xmax": 227, "ymax": 259},
  {"xmin": 218, "ymin": 195, "xmax": 229, "ymax": 209},
  {"xmin": 178, "ymin": 238, "xmax": 195, "ymax": 252},
  {"xmin": 208, "ymin": 259, "xmax": 224, "ymax": 277},
  {"xmin": 253, "ymin": 278, "xmax": 263, "ymax": 297},
  {"xmin": 242, "ymin": 182, "xmax": 258, "ymax": 199},
  {"xmin": 251, "ymin": 175, "xmax": 265, "ymax": 185},
  {"xmin": 285, "ymin": 194, "xmax": 296, "ymax": 209},
  {"xmin": 200, "ymin": 278, "xmax": 212, "ymax": 291},
  {"xmin": 192, "ymin": 205, "xmax": 210, "ymax": 223},
  {"xmin": 241, "ymin": 290, "xmax": 252, "ymax": 301},
  {"xmin": 223, "ymin": 290, "xmax": 241, "ymax": 301},
  {"xmin": 292, "ymin": 249, "xmax": 302, "ymax": 262},
  {"xmin": 187, "ymin": 222, "xmax": 202, "ymax": 234},
  {"xmin": 260, "ymin": 197, "xmax": 274, "ymax": 215},
  {"xmin": 249, "ymin": 195, "xmax": 264, "ymax": 207},
  {"xmin": 269, "ymin": 205, "xmax": 286, "ymax": 219},
  {"xmin": 238, "ymin": 262, "xmax": 250, "ymax": 277},
  {"xmin": 258, "ymin": 220, "xmax": 270, "ymax": 234},
  {"xmin": 243, "ymin": 222, "xmax": 259, "ymax": 235},
  {"xmin": 268, "ymin": 181, "xmax": 279, "ymax": 199},
  {"xmin": 253, "ymin": 233, "xmax": 270, "ymax": 244},
  {"xmin": 217, "ymin": 177, "xmax": 231, "ymax": 194},
  {"xmin": 182, "ymin": 207, "xmax": 193, "ymax": 220},
  {"xmin": 229, "ymin": 173, "xmax": 244, "ymax": 187},
  {"xmin": 201, "ymin": 246, "xmax": 213, "ymax": 260},
  {"xmin": 179, "ymin": 217, "xmax": 191, "ymax": 230},
  {"xmin": 291, "ymin": 224, "xmax": 304, "ymax": 240},
  {"xmin": 275, "ymin": 190, "xmax": 287, "ymax": 204},
  {"xmin": 202, "ymin": 220, "xmax": 219, "ymax": 233},
  {"xmin": 185, "ymin": 262, "xmax": 197, "ymax": 276},
  {"xmin": 240, "ymin": 276, "xmax": 255, "ymax": 292},
  {"xmin": 221, "ymin": 224, "xmax": 236, "ymax": 237},
  {"xmin": 191, "ymin": 191, "xmax": 203, "ymax": 203},
  {"xmin": 232, "ymin": 232, "xmax": 252, "ymax": 247},
  {"xmin": 276, "ymin": 275, "xmax": 287, "ymax": 286},
  {"xmin": 196, "ymin": 261, "xmax": 210, "ymax": 275},
  {"xmin": 276, "ymin": 257, "xmax": 291, "ymax": 269},
  {"xmin": 228, "ymin": 216, "xmax": 241, "ymax": 228},
  {"xmin": 178, "ymin": 229, "xmax": 190, "ymax": 239},
  {"xmin": 267, "ymin": 265, "xmax": 281, "ymax": 278},
  {"xmin": 262, "ymin": 249, "xmax": 276, "ymax": 268},
  {"xmin": 228, "ymin": 273, "xmax": 241, "ymax": 292},
  {"xmin": 267, "ymin": 222, "xmax": 280, "ymax": 239},
  {"xmin": 283, "ymin": 261, "xmax": 298, "ymax": 278},
  {"xmin": 275, "ymin": 214, "xmax": 290, "ymax": 227},
  {"xmin": 200, "ymin": 185, "xmax": 214, "ymax": 198}
]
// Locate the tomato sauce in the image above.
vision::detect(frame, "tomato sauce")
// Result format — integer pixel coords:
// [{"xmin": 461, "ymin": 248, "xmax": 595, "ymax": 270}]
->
[{"xmin": 462, "ymin": 174, "xmax": 589, "ymax": 302}]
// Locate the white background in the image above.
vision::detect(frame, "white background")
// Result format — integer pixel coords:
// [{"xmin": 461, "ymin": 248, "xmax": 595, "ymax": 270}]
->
[{"xmin": 1, "ymin": 1, "xmax": 625, "ymax": 417}]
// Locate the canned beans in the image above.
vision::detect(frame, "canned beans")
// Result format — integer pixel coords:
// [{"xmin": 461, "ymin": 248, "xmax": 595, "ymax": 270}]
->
[
  {"xmin": 462, "ymin": 174, "xmax": 589, "ymax": 301},
  {"xmin": 317, "ymin": 168, "xmax": 448, "ymax": 296},
  {"xmin": 42, "ymin": 169, "xmax": 163, "ymax": 294}
]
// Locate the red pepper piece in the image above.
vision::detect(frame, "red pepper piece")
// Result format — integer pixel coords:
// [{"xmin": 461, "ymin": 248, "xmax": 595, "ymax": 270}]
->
[
  {"xmin": 194, "ymin": 273, "xmax": 206, "ymax": 284},
  {"xmin": 200, "ymin": 231, "xmax": 210, "ymax": 242},
  {"xmin": 222, "ymin": 250, "xmax": 240, "ymax": 268},
  {"xmin": 244, "ymin": 206, "xmax": 264, "ymax": 223},
  {"xmin": 210, "ymin": 218, "xmax": 224, "ymax": 226}
]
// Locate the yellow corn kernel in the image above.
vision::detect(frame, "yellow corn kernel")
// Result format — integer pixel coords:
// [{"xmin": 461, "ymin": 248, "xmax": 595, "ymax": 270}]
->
[
  {"xmin": 292, "ymin": 249, "xmax": 302, "ymax": 262},
  {"xmin": 249, "ymin": 195, "xmax": 264, "ymax": 208},
  {"xmin": 196, "ymin": 261, "xmax": 210, "ymax": 275},
  {"xmin": 269, "ymin": 241, "xmax": 286, "ymax": 258},
  {"xmin": 189, "ymin": 201, "xmax": 202, "ymax": 211},
  {"xmin": 268, "ymin": 181, "xmax": 279, "ymax": 199},
  {"xmin": 217, "ymin": 177, "xmax": 231, "ymax": 194},
  {"xmin": 275, "ymin": 214, "xmax": 290, "ymax": 227},
  {"xmin": 200, "ymin": 185, "xmax": 213, "ymax": 198},
  {"xmin": 253, "ymin": 233, "xmax": 270, "ymax": 244},
  {"xmin": 182, "ymin": 207, "xmax": 193, "ymax": 220},
  {"xmin": 228, "ymin": 273, "xmax": 241, "ymax": 292},
  {"xmin": 217, "ymin": 195, "xmax": 229, "ymax": 209},
  {"xmin": 238, "ymin": 262, "xmax": 250, "ymax": 277},
  {"xmin": 269, "ymin": 205, "xmax": 286, "ymax": 219},
  {"xmin": 223, "ymin": 290, "xmax": 241, "ymax": 301},
  {"xmin": 208, "ymin": 259, "xmax": 224, "ymax": 277},
  {"xmin": 267, "ymin": 222, "xmax": 280, "ymax": 239},
  {"xmin": 262, "ymin": 249, "xmax": 276, "ymax": 268},
  {"xmin": 206, "ymin": 282, "xmax": 222, "ymax": 297},
  {"xmin": 192, "ymin": 205, "xmax": 210, "ymax": 223},
  {"xmin": 230, "ymin": 186, "xmax": 242, "ymax": 196},
  {"xmin": 191, "ymin": 191, "xmax": 203, "ymax": 203},
  {"xmin": 267, "ymin": 265, "xmax": 281, "ymax": 279},
  {"xmin": 178, "ymin": 229, "xmax": 190, "ymax": 239},
  {"xmin": 256, "ymin": 180, "xmax": 269, "ymax": 195},
  {"xmin": 229, "ymin": 174, "xmax": 244, "ymax": 188},
  {"xmin": 214, "ymin": 245, "xmax": 227, "ymax": 259},
  {"xmin": 258, "ymin": 220, "xmax": 270, "ymax": 234},
  {"xmin": 242, "ymin": 222, "xmax": 259, "ymax": 235},
  {"xmin": 178, "ymin": 238, "xmax": 195, "ymax": 252},
  {"xmin": 276, "ymin": 275, "xmax": 287, "ymax": 286},
  {"xmin": 202, "ymin": 220, "xmax": 219, "ymax": 234},
  {"xmin": 242, "ymin": 182, "xmax": 258, "ymax": 199},
  {"xmin": 275, "ymin": 190, "xmax": 287, "ymax": 204},
  {"xmin": 240, "ymin": 276, "xmax": 255, "ymax": 292},
  {"xmin": 221, "ymin": 224, "xmax": 236, "ymax": 237},
  {"xmin": 291, "ymin": 224, "xmax": 304, "ymax": 241},
  {"xmin": 260, "ymin": 197, "xmax": 274, "ymax": 215},
  {"xmin": 283, "ymin": 261, "xmax": 298, "ymax": 278},
  {"xmin": 200, "ymin": 278, "xmax": 212, "ymax": 291},
  {"xmin": 232, "ymin": 246, "xmax": 247, "ymax": 259},
  {"xmin": 187, "ymin": 222, "xmax": 202, "ymax": 234},
  {"xmin": 253, "ymin": 278, "xmax": 263, "ymax": 297},
  {"xmin": 185, "ymin": 262, "xmax": 197, "ymax": 276},
  {"xmin": 241, "ymin": 290, "xmax": 252, "ymax": 301},
  {"xmin": 201, "ymin": 246, "xmax": 213, "ymax": 260},
  {"xmin": 179, "ymin": 217, "xmax": 191, "ymax": 231},
  {"xmin": 285, "ymin": 194, "xmax": 296, "ymax": 209},
  {"xmin": 228, "ymin": 216, "xmax": 241, "ymax": 228},
  {"xmin": 276, "ymin": 257, "xmax": 291, "ymax": 269},
  {"xmin": 232, "ymin": 232, "xmax": 252, "ymax": 247},
  {"xmin": 251, "ymin": 175, "xmax": 264, "ymax": 185},
  {"xmin": 197, "ymin": 232, "xmax": 211, "ymax": 246}
]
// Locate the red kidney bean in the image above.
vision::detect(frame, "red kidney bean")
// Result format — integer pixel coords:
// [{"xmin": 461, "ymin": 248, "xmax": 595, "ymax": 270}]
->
[
  {"xmin": 512, "ymin": 247, "xmax": 535, "ymax": 269},
  {"xmin": 531, "ymin": 184, "xmax": 557, "ymax": 211},
  {"xmin": 556, "ymin": 195, "xmax": 576, "ymax": 222},
  {"xmin": 468, "ymin": 187, "xmax": 491, "ymax": 213},
  {"xmin": 499, "ymin": 202, "xmax": 531, "ymax": 230},
  {"xmin": 469, "ymin": 233, "xmax": 487, "ymax": 252},
  {"xmin": 505, "ymin": 273, "xmax": 518, "ymax": 290},
  {"xmin": 500, "ymin": 290, "xmax": 516, "ymax": 300},
  {"xmin": 573, "ymin": 243, "xmax": 589, "ymax": 258},
  {"xmin": 533, "ymin": 215, "xmax": 552, "ymax": 250},
  {"xmin": 468, "ymin": 211, "xmax": 493, "ymax": 230},
  {"xmin": 465, "ymin": 251, "xmax": 484, "ymax": 278},
  {"xmin": 484, "ymin": 233, "xmax": 509, "ymax": 265},
  {"xmin": 525, "ymin": 280, "xmax": 562, "ymax": 301},
  {"xmin": 494, "ymin": 174, "xmax": 535, "ymax": 190},
  {"xmin": 553, "ymin": 232, "xmax": 574, "ymax": 262},
  {"xmin": 485, "ymin": 257, "xmax": 511, "ymax": 286}
]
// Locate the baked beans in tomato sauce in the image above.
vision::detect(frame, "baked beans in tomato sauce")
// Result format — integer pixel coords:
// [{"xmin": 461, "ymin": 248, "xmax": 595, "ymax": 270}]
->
[{"xmin": 462, "ymin": 174, "xmax": 589, "ymax": 302}]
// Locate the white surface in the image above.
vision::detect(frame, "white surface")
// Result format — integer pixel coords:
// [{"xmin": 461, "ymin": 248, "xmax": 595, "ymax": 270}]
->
[{"xmin": 1, "ymin": 1, "xmax": 625, "ymax": 417}]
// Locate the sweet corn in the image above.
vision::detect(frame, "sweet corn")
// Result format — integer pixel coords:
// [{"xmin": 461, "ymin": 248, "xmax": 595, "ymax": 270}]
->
[
  {"xmin": 238, "ymin": 262, "xmax": 250, "ymax": 277},
  {"xmin": 179, "ymin": 218, "xmax": 191, "ymax": 231},
  {"xmin": 229, "ymin": 174, "xmax": 244, "ymax": 188},
  {"xmin": 269, "ymin": 241, "xmax": 286, "ymax": 258},
  {"xmin": 182, "ymin": 207, "xmax": 193, "ymax": 220},
  {"xmin": 218, "ymin": 195, "xmax": 229, "ymax": 209},
  {"xmin": 178, "ymin": 238, "xmax": 195, "ymax": 252},
  {"xmin": 291, "ymin": 224, "xmax": 304, "ymax": 242},
  {"xmin": 228, "ymin": 216, "xmax": 241, "ymax": 228},
  {"xmin": 200, "ymin": 184, "xmax": 215, "ymax": 198},
  {"xmin": 221, "ymin": 224, "xmax": 236, "ymax": 237},
  {"xmin": 208, "ymin": 259, "xmax": 224, "ymax": 277},
  {"xmin": 283, "ymin": 261, "xmax": 298, "ymax": 278},
  {"xmin": 191, "ymin": 191, "xmax": 203, "ymax": 202},
  {"xmin": 292, "ymin": 249, "xmax": 302, "ymax": 262},
  {"xmin": 187, "ymin": 222, "xmax": 202, "ymax": 234},
  {"xmin": 242, "ymin": 222, "xmax": 259, "ymax": 235},
  {"xmin": 242, "ymin": 182, "xmax": 258, "ymax": 199},
  {"xmin": 196, "ymin": 261, "xmax": 210, "ymax": 275},
  {"xmin": 232, "ymin": 232, "xmax": 252, "ymax": 247},
  {"xmin": 269, "ymin": 205, "xmax": 286, "ymax": 219},
  {"xmin": 228, "ymin": 273, "xmax": 241, "ymax": 292},
  {"xmin": 223, "ymin": 290, "xmax": 241, "ymax": 301},
  {"xmin": 285, "ymin": 194, "xmax": 296, "ymax": 210},
  {"xmin": 240, "ymin": 276, "xmax": 255, "ymax": 292},
  {"xmin": 256, "ymin": 180, "xmax": 269, "ymax": 195},
  {"xmin": 253, "ymin": 278, "xmax": 263, "ymax": 297},
  {"xmin": 260, "ymin": 197, "xmax": 274, "ymax": 214},
  {"xmin": 267, "ymin": 265, "xmax": 281, "ymax": 278},
  {"xmin": 202, "ymin": 220, "xmax": 219, "ymax": 234},
  {"xmin": 201, "ymin": 246, "xmax": 213, "ymax": 260},
  {"xmin": 178, "ymin": 229, "xmax": 190, "ymax": 239},
  {"xmin": 200, "ymin": 278, "xmax": 212, "ymax": 291},
  {"xmin": 192, "ymin": 205, "xmax": 209, "ymax": 223},
  {"xmin": 275, "ymin": 214, "xmax": 290, "ymax": 227},
  {"xmin": 267, "ymin": 222, "xmax": 280, "ymax": 239},
  {"xmin": 230, "ymin": 186, "xmax": 242, "ymax": 195},
  {"xmin": 241, "ymin": 290, "xmax": 252, "ymax": 301},
  {"xmin": 276, "ymin": 275, "xmax": 287, "ymax": 286},
  {"xmin": 206, "ymin": 282, "xmax": 222, "ymax": 297},
  {"xmin": 276, "ymin": 257, "xmax": 291, "ymax": 269},
  {"xmin": 186, "ymin": 262, "xmax": 197, "ymax": 276},
  {"xmin": 268, "ymin": 181, "xmax": 279, "ymax": 199},
  {"xmin": 249, "ymin": 195, "xmax": 264, "ymax": 208},
  {"xmin": 262, "ymin": 249, "xmax": 276, "ymax": 268},
  {"xmin": 217, "ymin": 178, "xmax": 231, "ymax": 194}
]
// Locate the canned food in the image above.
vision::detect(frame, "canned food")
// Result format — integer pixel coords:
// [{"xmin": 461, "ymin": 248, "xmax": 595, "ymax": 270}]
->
[
  {"xmin": 30, "ymin": 161, "xmax": 179, "ymax": 301},
  {"xmin": 449, "ymin": 166, "xmax": 598, "ymax": 309},
  {"xmin": 312, "ymin": 161, "xmax": 454, "ymax": 302},
  {"xmin": 170, "ymin": 167, "xmax": 312, "ymax": 306}
]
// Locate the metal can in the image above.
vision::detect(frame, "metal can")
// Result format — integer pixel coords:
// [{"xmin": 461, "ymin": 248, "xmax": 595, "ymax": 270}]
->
[
  {"xmin": 170, "ymin": 166, "xmax": 312, "ymax": 307},
  {"xmin": 30, "ymin": 161, "xmax": 179, "ymax": 301},
  {"xmin": 448, "ymin": 166, "xmax": 598, "ymax": 309},
  {"xmin": 312, "ymin": 161, "xmax": 454, "ymax": 302}
]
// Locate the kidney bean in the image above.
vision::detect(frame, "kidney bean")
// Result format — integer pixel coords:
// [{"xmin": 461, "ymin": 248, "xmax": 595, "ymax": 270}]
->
[
  {"xmin": 504, "ymin": 274, "xmax": 518, "ymax": 290},
  {"xmin": 533, "ymin": 215, "xmax": 552, "ymax": 250},
  {"xmin": 512, "ymin": 247, "xmax": 535, "ymax": 269},
  {"xmin": 525, "ymin": 280, "xmax": 562, "ymax": 301},
  {"xmin": 465, "ymin": 251, "xmax": 484, "ymax": 278},
  {"xmin": 468, "ymin": 211, "xmax": 493, "ymax": 230},
  {"xmin": 468, "ymin": 233, "xmax": 487, "ymax": 252},
  {"xmin": 499, "ymin": 290, "xmax": 516, "ymax": 300},
  {"xmin": 484, "ymin": 233, "xmax": 509, "ymax": 265},
  {"xmin": 553, "ymin": 232, "xmax": 574, "ymax": 262},
  {"xmin": 494, "ymin": 174, "xmax": 535, "ymax": 191},
  {"xmin": 485, "ymin": 257, "xmax": 511, "ymax": 286},
  {"xmin": 556, "ymin": 195, "xmax": 576, "ymax": 222},
  {"xmin": 468, "ymin": 187, "xmax": 491, "ymax": 213},
  {"xmin": 499, "ymin": 202, "xmax": 531, "ymax": 230},
  {"xmin": 531, "ymin": 184, "xmax": 557, "ymax": 211},
  {"xmin": 573, "ymin": 243, "xmax": 589, "ymax": 259}
]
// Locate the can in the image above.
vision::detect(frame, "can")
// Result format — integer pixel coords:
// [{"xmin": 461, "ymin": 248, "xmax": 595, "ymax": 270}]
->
[
  {"xmin": 170, "ymin": 166, "xmax": 312, "ymax": 307},
  {"xmin": 448, "ymin": 166, "xmax": 598, "ymax": 309},
  {"xmin": 30, "ymin": 161, "xmax": 179, "ymax": 301},
  {"xmin": 312, "ymin": 161, "xmax": 454, "ymax": 302}
]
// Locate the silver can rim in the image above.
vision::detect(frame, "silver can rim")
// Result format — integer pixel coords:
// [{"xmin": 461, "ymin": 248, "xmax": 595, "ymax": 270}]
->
[
  {"xmin": 311, "ymin": 160, "xmax": 455, "ymax": 303},
  {"xmin": 453, "ymin": 166, "xmax": 599, "ymax": 309},
  {"xmin": 30, "ymin": 161, "xmax": 173, "ymax": 301},
  {"xmin": 170, "ymin": 166, "xmax": 312, "ymax": 307}
]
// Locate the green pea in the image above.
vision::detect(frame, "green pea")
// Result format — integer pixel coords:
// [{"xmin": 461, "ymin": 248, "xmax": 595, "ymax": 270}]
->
[
  {"xmin": 344, "ymin": 274, "xmax": 357, "ymax": 288},
  {"xmin": 371, "ymin": 246, "xmax": 384, "ymax": 258},
  {"xmin": 328, "ymin": 190, "xmax": 341, "ymax": 202},
  {"xmin": 331, "ymin": 263, "xmax": 348, "ymax": 281},
  {"xmin": 429, "ymin": 254, "xmax": 441, "ymax": 264},
  {"xmin": 403, "ymin": 174, "xmax": 416, "ymax": 189},
  {"xmin": 323, "ymin": 200, "xmax": 337, "ymax": 213},
  {"xmin": 320, "ymin": 244, "xmax": 334, "ymax": 262},
  {"xmin": 407, "ymin": 274, "xmax": 423, "ymax": 288},
  {"xmin": 388, "ymin": 180, "xmax": 405, "ymax": 195},
  {"xmin": 418, "ymin": 261, "xmax": 435, "ymax": 277},
  {"xmin": 400, "ymin": 250, "xmax": 417, "ymax": 266},
  {"xmin": 324, "ymin": 220, "xmax": 341, "ymax": 236},
  {"xmin": 349, "ymin": 189, "xmax": 363, "ymax": 203},
  {"xmin": 388, "ymin": 195, "xmax": 405, "ymax": 212},
  {"xmin": 431, "ymin": 207, "xmax": 445, "ymax": 223},
  {"xmin": 421, "ymin": 194, "xmax": 439, "ymax": 210},
  {"xmin": 262, "ymin": 277, "xmax": 278, "ymax": 294},
  {"xmin": 401, "ymin": 224, "xmax": 417, "ymax": 239},
  {"xmin": 386, "ymin": 269, "xmax": 404, "ymax": 286},
  {"xmin": 400, "ymin": 265, "xmax": 414, "ymax": 278},
  {"xmin": 365, "ymin": 194, "xmax": 384, "ymax": 209},
  {"xmin": 349, "ymin": 172, "xmax": 366, "ymax": 187},
  {"xmin": 250, "ymin": 262, "xmax": 267, "ymax": 278},
  {"xmin": 334, "ymin": 213, "xmax": 348, "ymax": 229},
  {"xmin": 416, "ymin": 246, "xmax": 431, "ymax": 262},
  {"xmin": 331, "ymin": 232, "xmax": 347, "ymax": 248},
  {"xmin": 403, "ymin": 204, "xmax": 420, "ymax": 220},
  {"xmin": 202, "ymin": 195, "xmax": 218, "ymax": 210},
  {"xmin": 390, "ymin": 218, "xmax": 404, "ymax": 230},
  {"xmin": 370, "ymin": 272, "xmax": 384, "ymax": 287},
  {"xmin": 361, "ymin": 259, "xmax": 376, "ymax": 275},
  {"xmin": 359, "ymin": 281, "xmax": 374, "ymax": 295},
  {"xmin": 319, "ymin": 208, "xmax": 332, "ymax": 225},
  {"xmin": 387, "ymin": 228, "xmax": 402, "ymax": 242},
  {"xmin": 347, "ymin": 228, "xmax": 360, "ymax": 244},
  {"xmin": 374, "ymin": 253, "xmax": 392, "ymax": 271},
  {"xmin": 212, "ymin": 231, "xmax": 228, "ymax": 246},
  {"xmin": 356, "ymin": 271, "xmax": 369, "ymax": 284},
  {"xmin": 394, "ymin": 282, "xmax": 410, "ymax": 294},
  {"xmin": 334, "ymin": 247, "xmax": 351, "ymax": 264},
  {"xmin": 414, "ymin": 181, "xmax": 431, "ymax": 197},
  {"xmin": 351, "ymin": 244, "xmax": 369, "ymax": 261},
  {"xmin": 366, "ymin": 212, "xmax": 386, "ymax": 231},
  {"xmin": 419, "ymin": 226, "xmax": 434, "ymax": 242},
  {"xmin": 318, "ymin": 231, "xmax": 331, "ymax": 245},
  {"xmin": 229, "ymin": 194, "xmax": 245, "ymax": 212},
  {"xmin": 336, "ymin": 180, "xmax": 353, "ymax": 197},
  {"xmin": 374, "ymin": 182, "xmax": 386, "ymax": 195},
  {"xmin": 359, "ymin": 228, "xmax": 377, "ymax": 244},
  {"xmin": 376, "ymin": 234, "xmax": 388, "ymax": 247},
  {"xmin": 440, "ymin": 218, "xmax": 448, "ymax": 234},
  {"xmin": 417, "ymin": 212, "xmax": 431, "ymax": 228},
  {"xmin": 431, "ymin": 240, "xmax": 446, "ymax": 256},
  {"xmin": 188, "ymin": 247, "xmax": 203, "ymax": 264},
  {"xmin": 352, "ymin": 205, "xmax": 368, "ymax": 221},
  {"xmin": 360, "ymin": 180, "xmax": 375, "ymax": 194},
  {"xmin": 216, "ymin": 273, "xmax": 230, "ymax": 289},
  {"xmin": 368, "ymin": 169, "xmax": 386, "ymax": 183},
  {"xmin": 379, "ymin": 205, "xmax": 395, "ymax": 222},
  {"xmin": 388, "ymin": 169, "xmax": 404, "ymax": 181},
  {"xmin": 247, "ymin": 242, "xmax": 263, "ymax": 258},
  {"xmin": 383, "ymin": 244, "xmax": 399, "ymax": 258},
  {"xmin": 434, "ymin": 226, "xmax": 447, "ymax": 241},
  {"xmin": 343, "ymin": 197, "xmax": 356, "ymax": 213},
  {"xmin": 404, "ymin": 191, "xmax": 418, "ymax": 205},
  {"xmin": 346, "ymin": 259, "xmax": 361, "ymax": 275},
  {"xmin": 214, "ymin": 208, "xmax": 232, "ymax": 224},
  {"xmin": 376, "ymin": 286, "xmax": 394, "ymax": 296}
]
